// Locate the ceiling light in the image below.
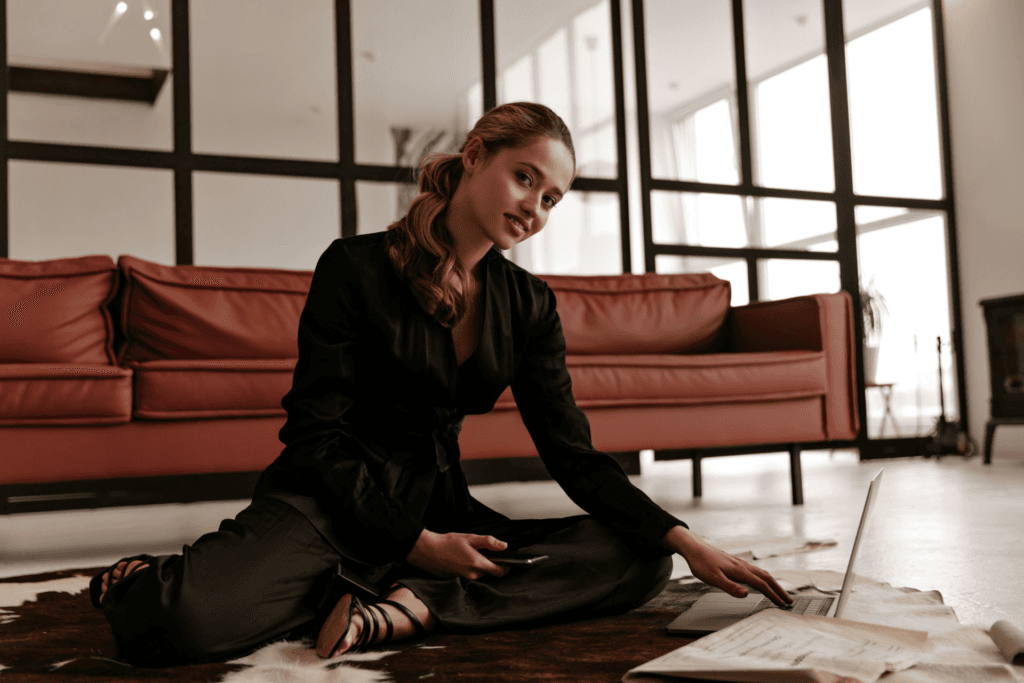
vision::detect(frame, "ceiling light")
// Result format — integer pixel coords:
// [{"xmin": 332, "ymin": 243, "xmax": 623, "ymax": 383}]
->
[{"xmin": 144, "ymin": 9, "xmax": 154, "ymax": 20}]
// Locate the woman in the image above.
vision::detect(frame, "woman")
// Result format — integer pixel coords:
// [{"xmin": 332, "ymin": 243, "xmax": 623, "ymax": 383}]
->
[{"xmin": 91, "ymin": 102, "xmax": 791, "ymax": 667}]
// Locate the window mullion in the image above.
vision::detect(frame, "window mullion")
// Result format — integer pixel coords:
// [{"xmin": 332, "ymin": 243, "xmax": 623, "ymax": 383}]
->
[{"xmin": 730, "ymin": 0, "xmax": 753, "ymax": 189}]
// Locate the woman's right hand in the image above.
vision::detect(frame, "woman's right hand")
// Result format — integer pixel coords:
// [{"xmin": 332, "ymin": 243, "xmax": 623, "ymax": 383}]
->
[{"xmin": 405, "ymin": 529, "xmax": 510, "ymax": 580}]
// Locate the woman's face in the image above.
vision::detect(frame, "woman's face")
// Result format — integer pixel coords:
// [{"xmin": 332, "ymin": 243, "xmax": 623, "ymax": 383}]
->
[{"xmin": 460, "ymin": 135, "xmax": 575, "ymax": 251}]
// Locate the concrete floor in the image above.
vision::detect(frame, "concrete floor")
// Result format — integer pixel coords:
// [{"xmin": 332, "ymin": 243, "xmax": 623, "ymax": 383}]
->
[{"xmin": 2, "ymin": 449, "xmax": 1022, "ymax": 629}]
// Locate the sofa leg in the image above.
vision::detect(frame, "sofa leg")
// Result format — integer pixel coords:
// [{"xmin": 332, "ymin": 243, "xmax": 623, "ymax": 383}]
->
[
  {"xmin": 692, "ymin": 456, "xmax": 702, "ymax": 498},
  {"xmin": 789, "ymin": 445, "xmax": 804, "ymax": 506},
  {"xmin": 984, "ymin": 421, "xmax": 997, "ymax": 465}
]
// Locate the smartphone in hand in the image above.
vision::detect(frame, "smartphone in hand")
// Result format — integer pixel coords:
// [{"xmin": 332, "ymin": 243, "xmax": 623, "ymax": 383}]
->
[{"xmin": 478, "ymin": 550, "xmax": 550, "ymax": 565}]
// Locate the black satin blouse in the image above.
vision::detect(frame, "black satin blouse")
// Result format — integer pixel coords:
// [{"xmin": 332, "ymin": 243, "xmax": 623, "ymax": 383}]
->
[{"xmin": 252, "ymin": 231, "xmax": 686, "ymax": 568}]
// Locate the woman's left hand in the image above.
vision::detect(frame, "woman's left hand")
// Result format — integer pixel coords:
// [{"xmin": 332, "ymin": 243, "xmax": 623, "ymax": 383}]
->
[{"xmin": 662, "ymin": 525, "xmax": 793, "ymax": 607}]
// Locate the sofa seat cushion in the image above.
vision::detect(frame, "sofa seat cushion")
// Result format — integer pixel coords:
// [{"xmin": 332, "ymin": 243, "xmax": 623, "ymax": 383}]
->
[
  {"xmin": 116, "ymin": 255, "xmax": 312, "ymax": 363},
  {"xmin": 492, "ymin": 350, "xmax": 828, "ymax": 410},
  {"xmin": 1, "ymin": 255, "xmax": 118, "ymax": 364},
  {"xmin": 128, "ymin": 358, "xmax": 296, "ymax": 419},
  {"xmin": 0, "ymin": 363, "xmax": 132, "ymax": 425}
]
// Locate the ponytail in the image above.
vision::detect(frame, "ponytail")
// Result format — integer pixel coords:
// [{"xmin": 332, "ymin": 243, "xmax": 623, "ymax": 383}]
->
[{"xmin": 384, "ymin": 153, "xmax": 467, "ymax": 327}]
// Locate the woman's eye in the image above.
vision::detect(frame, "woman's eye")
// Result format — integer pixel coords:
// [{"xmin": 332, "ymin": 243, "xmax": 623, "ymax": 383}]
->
[
  {"xmin": 516, "ymin": 172, "xmax": 532, "ymax": 186},
  {"xmin": 543, "ymin": 196, "xmax": 556, "ymax": 208}
]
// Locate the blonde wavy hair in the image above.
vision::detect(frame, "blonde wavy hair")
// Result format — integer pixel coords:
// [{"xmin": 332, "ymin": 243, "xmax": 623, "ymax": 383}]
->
[{"xmin": 384, "ymin": 102, "xmax": 575, "ymax": 328}]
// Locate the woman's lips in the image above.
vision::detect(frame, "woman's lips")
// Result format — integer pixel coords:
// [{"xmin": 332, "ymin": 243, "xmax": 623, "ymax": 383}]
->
[{"xmin": 506, "ymin": 214, "xmax": 526, "ymax": 235}]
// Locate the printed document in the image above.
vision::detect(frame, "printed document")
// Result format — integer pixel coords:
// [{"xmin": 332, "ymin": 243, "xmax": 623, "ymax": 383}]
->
[{"xmin": 624, "ymin": 607, "xmax": 929, "ymax": 683}]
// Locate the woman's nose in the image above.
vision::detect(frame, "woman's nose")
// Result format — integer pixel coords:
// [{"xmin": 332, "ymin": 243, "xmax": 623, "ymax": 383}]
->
[{"xmin": 521, "ymin": 193, "xmax": 542, "ymax": 217}]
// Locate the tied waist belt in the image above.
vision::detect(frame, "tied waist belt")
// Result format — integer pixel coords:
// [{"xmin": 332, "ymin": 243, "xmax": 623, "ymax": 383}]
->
[
  {"xmin": 354, "ymin": 414, "xmax": 465, "ymax": 474},
  {"xmin": 433, "ymin": 416, "xmax": 464, "ymax": 473}
]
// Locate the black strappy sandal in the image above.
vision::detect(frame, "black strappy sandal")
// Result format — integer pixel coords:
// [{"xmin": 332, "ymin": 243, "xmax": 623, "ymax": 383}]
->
[
  {"xmin": 89, "ymin": 554, "xmax": 153, "ymax": 609},
  {"xmin": 318, "ymin": 589, "xmax": 428, "ymax": 658}
]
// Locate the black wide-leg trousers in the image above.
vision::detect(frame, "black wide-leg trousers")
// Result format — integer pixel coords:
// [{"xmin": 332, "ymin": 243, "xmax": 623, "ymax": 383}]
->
[{"xmin": 96, "ymin": 496, "xmax": 672, "ymax": 668}]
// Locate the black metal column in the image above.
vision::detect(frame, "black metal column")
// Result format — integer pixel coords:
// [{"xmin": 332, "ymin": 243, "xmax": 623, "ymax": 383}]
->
[
  {"xmin": 171, "ymin": 0, "xmax": 194, "ymax": 265},
  {"xmin": 0, "ymin": 0, "xmax": 8, "ymax": 258},
  {"xmin": 609, "ymin": 0, "xmax": 632, "ymax": 274},
  {"xmin": 822, "ymin": 0, "xmax": 866, "ymax": 449},
  {"xmin": 335, "ymin": 0, "xmax": 356, "ymax": 239}
]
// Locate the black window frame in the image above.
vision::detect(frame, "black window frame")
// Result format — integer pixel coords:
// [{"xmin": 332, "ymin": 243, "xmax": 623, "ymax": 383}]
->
[{"xmin": 0, "ymin": 0, "xmax": 965, "ymax": 457}]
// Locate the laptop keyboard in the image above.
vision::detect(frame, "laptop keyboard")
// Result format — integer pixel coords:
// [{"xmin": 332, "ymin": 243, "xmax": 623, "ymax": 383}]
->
[{"xmin": 752, "ymin": 594, "xmax": 834, "ymax": 616}]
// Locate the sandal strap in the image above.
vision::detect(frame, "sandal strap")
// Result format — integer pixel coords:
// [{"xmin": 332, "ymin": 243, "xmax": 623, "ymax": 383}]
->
[
  {"xmin": 90, "ymin": 554, "xmax": 153, "ymax": 608},
  {"xmin": 370, "ymin": 603, "xmax": 394, "ymax": 646},
  {"xmin": 377, "ymin": 599, "xmax": 427, "ymax": 637},
  {"xmin": 353, "ymin": 598, "xmax": 377, "ymax": 650},
  {"xmin": 328, "ymin": 594, "xmax": 359, "ymax": 658}
]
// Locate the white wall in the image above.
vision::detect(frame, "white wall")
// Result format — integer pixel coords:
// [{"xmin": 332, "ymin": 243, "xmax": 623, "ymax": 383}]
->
[{"xmin": 942, "ymin": 0, "xmax": 1024, "ymax": 459}]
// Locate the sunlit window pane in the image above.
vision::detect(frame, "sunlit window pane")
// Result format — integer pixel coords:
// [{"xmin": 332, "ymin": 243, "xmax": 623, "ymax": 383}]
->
[
  {"xmin": 353, "ymin": 0, "xmax": 480, "ymax": 166},
  {"xmin": 9, "ymin": 161, "xmax": 174, "ymax": 263},
  {"xmin": 577, "ymin": 122, "xmax": 617, "ymax": 179},
  {"xmin": 572, "ymin": 3, "xmax": 615, "ymax": 133},
  {"xmin": 656, "ymin": 256, "xmax": 749, "ymax": 307},
  {"xmin": 745, "ymin": 0, "xmax": 834, "ymax": 192},
  {"xmin": 496, "ymin": 0, "xmax": 617, "ymax": 179},
  {"xmin": 670, "ymin": 99, "xmax": 738, "ymax": 184},
  {"xmin": 467, "ymin": 82, "xmax": 484, "ymax": 132},
  {"xmin": 857, "ymin": 208, "xmax": 956, "ymax": 438},
  {"xmin": 356, "ymin": 181, "xmax": 408, "ymax": 236},
  {"xmin": 192, "ymin": 0, "xmax": 338, "ymax": 161},
  {"xmin": 511, "ymin": 191, "xmax": 621, "ymax": 275},
  {"xmin": 194, "ymin": 173, "xmax": 340, "ymax": 269},
  {"xmin": 652, "ymin": 192, "xmax": 746, "ymax": 249},
  {"xmin": 762, "ymin": 198, "xmax": 837, "ymax": 251},
  {"xmin": 844, "ymin": 5, "xmax": 943, "ymax": 199},
  {"xmin": 653, "ymin": 193, "xmax": 837, "ymax": 253},
  {"xmin": 503, "ymin": 53, "xmax": 535, "ymax": 104},
  {"xmin": 753, "ymin": 57, "xmax": 834, "ymax": 191},
  {"xmin": 538, "ymin": 29, "xmax": 572, "ymax": 123},
  {"xmin": 761, "ymin": 259, "xmax": 841, "ymax": 301},
  {"xmin": 645, "ymin": 0, "xmax": 738, "ymax": 183}
]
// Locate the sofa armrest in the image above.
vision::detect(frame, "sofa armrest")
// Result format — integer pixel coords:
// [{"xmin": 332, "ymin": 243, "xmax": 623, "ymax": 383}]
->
[{"xmin": 728, "ymin": 292, "xmax": 859, "ymax": 440}]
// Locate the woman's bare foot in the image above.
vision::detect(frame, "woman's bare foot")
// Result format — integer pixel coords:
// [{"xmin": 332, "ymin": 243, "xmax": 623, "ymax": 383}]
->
[
  {"xmin": 316, "ymin": 585, "xmax": 437, "ymax": 658},
  {"xmin": 98, "ymin": 559, "xmax": 149, "ymax": 605}
]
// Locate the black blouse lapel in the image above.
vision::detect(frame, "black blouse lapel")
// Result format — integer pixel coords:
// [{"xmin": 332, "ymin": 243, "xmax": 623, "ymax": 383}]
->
[
  {"xmin": 392, "ymin": 263, "xmax": 456, "ymax": 399},
  {"xmin": 478, "ymin": 247, "xmax": 512, "ymax": 386}
]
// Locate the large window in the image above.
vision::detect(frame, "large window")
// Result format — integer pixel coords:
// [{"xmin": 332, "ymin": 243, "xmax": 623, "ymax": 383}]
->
[
  {"xmin": 639, "ymin": 0, "xmax": 960, "ymax": 451},
  {"xmin": 1, "ymin": 0, "xmax": 962, "ymax": 454}
]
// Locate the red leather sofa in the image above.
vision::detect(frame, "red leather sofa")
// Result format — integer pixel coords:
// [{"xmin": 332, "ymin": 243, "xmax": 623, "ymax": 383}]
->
[{"xmin": 0, "ymin": 252, "xmax": 858, "ymax": 513}]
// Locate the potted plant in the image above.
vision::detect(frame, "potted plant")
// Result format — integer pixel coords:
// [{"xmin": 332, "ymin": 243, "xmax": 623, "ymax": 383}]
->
[{"xmin": 860, "ymin": 279, "xmax": 888, "ymax": 385}]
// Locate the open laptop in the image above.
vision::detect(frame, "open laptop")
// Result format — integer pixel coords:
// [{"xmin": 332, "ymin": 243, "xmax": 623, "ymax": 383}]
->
[{"xmin": 666, "ymin": 468, "xmax": 884, "ymax": 636}]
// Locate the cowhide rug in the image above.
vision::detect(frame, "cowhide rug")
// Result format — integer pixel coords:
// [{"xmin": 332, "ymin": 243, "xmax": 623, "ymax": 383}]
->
[{"xmin": 0, "ymin": 565, "xmax": 713, "ymax": 683}]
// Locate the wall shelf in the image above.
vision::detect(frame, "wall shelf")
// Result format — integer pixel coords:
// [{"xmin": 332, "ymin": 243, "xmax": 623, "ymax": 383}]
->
[{"xmin": 8, "ymin": 62, "xmax": 169, "ymax": 104}]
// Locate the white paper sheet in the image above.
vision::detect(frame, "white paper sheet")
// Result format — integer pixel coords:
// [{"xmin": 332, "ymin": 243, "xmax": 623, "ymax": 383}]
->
[
  {"xmin": 624, "ymin": 607, "xmax": 929, "ymax": 683},
  {"xmin": 708, "ymin": 536, "xmax": 838, "ymax": 561}
]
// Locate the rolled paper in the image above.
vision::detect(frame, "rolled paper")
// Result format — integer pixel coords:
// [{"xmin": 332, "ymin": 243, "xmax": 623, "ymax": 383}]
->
[{"xmin": 990, "ymin": 620, "xmax": 1024, "ymax": 664}]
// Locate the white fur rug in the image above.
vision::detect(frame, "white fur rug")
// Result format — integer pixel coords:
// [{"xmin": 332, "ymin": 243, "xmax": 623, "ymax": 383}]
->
[
  {"xmin": 224, "ymin": 640, "xmax": 396, "ymax": 683},
  {"xmin": 0, "ymin": 574, "xmax": 401, "ymax": 682}
]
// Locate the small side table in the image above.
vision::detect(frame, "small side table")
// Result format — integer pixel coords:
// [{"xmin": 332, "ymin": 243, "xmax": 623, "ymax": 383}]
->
[{"xmin": 866, "ymin": 382, "xmax": 900, "ymax": 437}]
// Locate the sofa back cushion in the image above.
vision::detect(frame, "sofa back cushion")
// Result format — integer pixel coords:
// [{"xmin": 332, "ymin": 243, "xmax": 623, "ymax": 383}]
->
[
  {"xmin": 117, "ymin": 255, "xmax": 313, "ymax": 363},
  {"xmin": 0, "ymin": 255, "xmax": 118, "ymax": 364},
  {"xmin": 537, "ymin": 272, "xmax": 731, "ymax": 354}
]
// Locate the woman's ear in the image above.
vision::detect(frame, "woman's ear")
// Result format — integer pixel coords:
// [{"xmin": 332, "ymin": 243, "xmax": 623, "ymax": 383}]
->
[{"xmin": 462, "ymin": 136, "xmax": 486, "ymax": 174}]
